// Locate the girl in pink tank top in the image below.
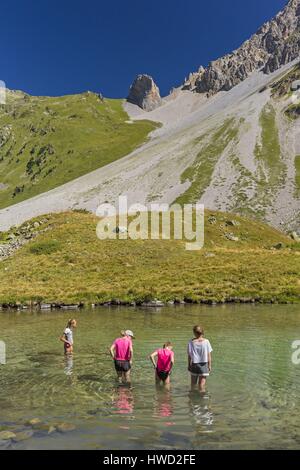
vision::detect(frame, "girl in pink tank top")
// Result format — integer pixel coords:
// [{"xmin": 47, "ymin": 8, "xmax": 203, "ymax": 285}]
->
[{"xmin": 150, "ymin": 342, "xmax": 174, "ymax": 386}]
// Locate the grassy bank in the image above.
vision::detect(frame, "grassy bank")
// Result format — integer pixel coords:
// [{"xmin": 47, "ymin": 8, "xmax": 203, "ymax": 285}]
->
[
  {"xmin": 0, "ymin": 210, "xmax": 299, "ymax": 305},
  {"xmin": 0, "ymin": 91, "xmax": 158, "ymax": 208}
]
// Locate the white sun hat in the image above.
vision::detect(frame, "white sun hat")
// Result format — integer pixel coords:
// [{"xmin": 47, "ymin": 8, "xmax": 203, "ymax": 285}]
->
[{"xmin": 125, "ymin": 330, "xmax": 135, "ymax": 338}]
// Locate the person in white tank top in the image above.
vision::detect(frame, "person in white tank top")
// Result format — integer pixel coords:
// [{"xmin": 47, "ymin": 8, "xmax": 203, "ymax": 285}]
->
[{"xmin": 60, "ymin": 319, "xmax": 77, "ymax": 354}]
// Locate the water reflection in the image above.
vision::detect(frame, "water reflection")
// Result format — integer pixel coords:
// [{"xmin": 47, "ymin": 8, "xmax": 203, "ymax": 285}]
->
[
  {"xmin": 64, "ymin": 354, "xmax": 74, "ymax": 376},
  {"xmin": 154, "ymin": 385, "xmax": 174, "ymax": 420},
  {"xmin": 113, "ymin": 385, "xmax": 135, "ymax": 416},
  {"xmin": 188, "ymin": 391, "xmax": 214, "ymax": 432}
]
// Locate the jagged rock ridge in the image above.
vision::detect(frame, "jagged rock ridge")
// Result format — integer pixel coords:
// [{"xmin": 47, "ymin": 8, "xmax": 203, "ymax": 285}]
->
[
  {"xmin": 183, "ymin": 0, "xmax": 300, "ymax": 94},
  {"xmin": 127, "ymin": 74, "xmax": 162, "ymax": 111}
]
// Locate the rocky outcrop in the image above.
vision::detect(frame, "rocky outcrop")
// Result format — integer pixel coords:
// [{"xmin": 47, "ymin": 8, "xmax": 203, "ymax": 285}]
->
[
  {"xmin": 127, "ymin": 74, "xmax": 162, "ymax": 111},
  {"xmin": 183, "ymin": 0, "xmax": 300, "ymax": 95},
  {"xmin": 0, "ymin": 217, "xmax": 49, "ymax": 260}
]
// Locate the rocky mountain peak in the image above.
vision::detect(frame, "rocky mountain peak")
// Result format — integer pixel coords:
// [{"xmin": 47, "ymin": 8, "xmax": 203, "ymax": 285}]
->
[
  {"xmin": 183, "ymin": 0, "xmax": 300, "ymax": 95},
  {"xmin": 127, "ymin": 74, "xmax": 162, "ymax": 111}
]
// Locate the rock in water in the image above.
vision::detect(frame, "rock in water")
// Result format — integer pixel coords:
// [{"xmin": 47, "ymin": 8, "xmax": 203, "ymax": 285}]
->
[
  {"xmin": 12, "ymin": 430, "xmax": 34, "ymax": 442},
  {"xmin": 183, "ymin": 0, "xmax": 300, "ymax": 95},
  {"xmin": 0, "ymin": 431, "xmax": 16, "ymax": 440},
  {"xmin": 26, "ymin": 418, "xmax": 42, "ymax": 427},
  {"xmin": 127, "ymin": 74, "xmax": 162, "ymax": 111},
  {"xmin": 0, "ymin": 439, "xmax": 11, "ymax": 449},
  {"xmin": 56, "ymin": 422, "xmax": 76, "ymax": 433}
]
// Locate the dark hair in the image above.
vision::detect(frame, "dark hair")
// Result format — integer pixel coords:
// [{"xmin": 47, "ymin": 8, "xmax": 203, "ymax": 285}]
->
[
  {"xmin": 193, "ymin": 325, "xmax": 204, "ymax": 337},
  {"xmin": 163, "ymin": 342, "xmax": 172, "ymax": 348}
]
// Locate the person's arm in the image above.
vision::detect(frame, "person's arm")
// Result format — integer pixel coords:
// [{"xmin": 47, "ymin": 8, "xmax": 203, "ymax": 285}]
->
[
  {"xmin": 129, "ymin": 345, "xmax": 133, "ymax": 364},
  {"xmin": 187, "ymin": 343, "xmax": 192, "ymax": 369},
  {"xmin": 170, "ymin": 352, "xmax": 175, "ymax": 370},
  {"xmin": 60, "ymin": 332, "xmax": 68, "ymax": 344},
  {"xmin": 207, "ymin": 340, "xmax": 213, "ymax": 371},
  {"xmin": 208, "ymin": 351, "xmax": 212, "ymax": 372},
  {"xmin": 150, "ymin": 351, "xmax": 158, "ymax": 368},
  {"xmin": 110, "ymin": 344, "xmax": 116, "ymax": 359}
]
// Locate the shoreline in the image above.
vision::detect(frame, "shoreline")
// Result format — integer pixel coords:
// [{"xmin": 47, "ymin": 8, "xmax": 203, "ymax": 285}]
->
[{"xmin": 0, "ymin": 296, "xmax": 299, "ymax": 311}]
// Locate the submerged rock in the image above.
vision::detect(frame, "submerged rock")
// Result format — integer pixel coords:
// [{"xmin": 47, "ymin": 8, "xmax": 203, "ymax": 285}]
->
[
  {"xmin": 12, "ymin": 430, "xmax": 34, "ymax": 442},
  {"xmin": 56, "ymin": 423, "xmax": 76, "ymax": 433},
  {"xmin": 0, "ymin": 430, "xmax": 16, "ymax": 440},
  {"xmin": 0, "ymin": 439, "xmax": 11, "ymax": 449}
]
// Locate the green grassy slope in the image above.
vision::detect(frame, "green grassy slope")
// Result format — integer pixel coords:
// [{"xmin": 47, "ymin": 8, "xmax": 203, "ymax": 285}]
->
[
  {"xmin": 0, "ymin": 91, "xmax": 158, "ymax": 208},
  {"xmin": 254, "ymin": 104, "xmax": 286, "ymax": 215},
  {"xmin": 175, "ymin": 119, "xmax": 238, "ymax": 205},
  {"xmin": 0, "ymin": 210, "xmax": 299, "ymax": 305}
]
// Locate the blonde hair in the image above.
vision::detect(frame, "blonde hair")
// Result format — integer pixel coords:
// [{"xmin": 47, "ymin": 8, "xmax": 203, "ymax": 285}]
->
[
  {"xmin": 193, "ymin": 325, "xmax": 204, "ymax": 337},
  {"xmin": 66, "ymin": 318, "xmax": 76, "ymax": 328}
]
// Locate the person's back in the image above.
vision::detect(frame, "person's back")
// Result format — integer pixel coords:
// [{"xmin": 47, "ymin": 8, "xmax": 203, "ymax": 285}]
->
[
  {"xmin": 150, "ymin": 342, "xmax": 174, "ymax": 385},
  {"xmin": 110, "ymin": 330, "xmax": 135, "ymax": 384},
  {"xmin": 114, "ymin": 336, "xmax": 131, "ymax": 361},
  {"xmin": 157, "ymin": 348, "xmax": 173, "ymax": 372},
  {"xmin": 188, "ymin": 338, "xmax": 212, "ymax": 364}
]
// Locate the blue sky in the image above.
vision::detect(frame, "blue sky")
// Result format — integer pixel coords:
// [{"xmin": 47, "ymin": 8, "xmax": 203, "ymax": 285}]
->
[{"xmin": 0, "ymin": 0, "xmax": 287, "ymax": 98}]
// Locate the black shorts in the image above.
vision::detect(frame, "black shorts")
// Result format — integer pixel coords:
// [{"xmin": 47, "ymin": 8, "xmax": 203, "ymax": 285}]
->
[
  {"xmin": 156, "ymin": 369, "xmax": 170, "ymax": 381},
  {"xmin": 114, "ymin": 360, "xmax": 131, "ymax": 372},
  {"xmin": 189, "ymin": 362, "xmax": 210, "ymax": 377}
]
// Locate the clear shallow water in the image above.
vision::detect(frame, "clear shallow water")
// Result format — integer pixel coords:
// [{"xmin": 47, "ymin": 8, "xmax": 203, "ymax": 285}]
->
[{"xmin": 0, "ymin": 304, "xmax": 299, "ymax": 450}]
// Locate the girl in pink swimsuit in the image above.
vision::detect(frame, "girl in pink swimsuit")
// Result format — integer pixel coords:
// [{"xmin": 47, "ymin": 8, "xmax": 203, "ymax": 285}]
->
[{"xmin": 150, "ymin": 342, "xmax": 174, "ymax": 386}]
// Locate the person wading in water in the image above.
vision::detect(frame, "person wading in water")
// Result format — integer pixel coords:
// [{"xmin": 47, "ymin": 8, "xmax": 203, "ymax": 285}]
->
[
  {"xmin": 60, "ymin": 319, "xmax": 77, "ymax": 354},
  {"xmin": 187, "ymin": 325, "xmax": 213, "ymax": 393},
  {"xmin": 110, "ymin": 330, "xmax": 134, "ymax": 384}
]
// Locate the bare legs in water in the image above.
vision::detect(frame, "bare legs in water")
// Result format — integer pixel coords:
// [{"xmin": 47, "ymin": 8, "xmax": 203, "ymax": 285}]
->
[{"xmin": 191, "ymin": 374, "xmax": 207, "ymax": 393}]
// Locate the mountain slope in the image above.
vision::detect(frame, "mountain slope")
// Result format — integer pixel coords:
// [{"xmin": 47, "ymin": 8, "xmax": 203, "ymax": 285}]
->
[
  {"xmin": 0, "ymin": 91, "xmax": 158, "ymax": 208},
  {"xmin": 183, "ymin": 0, "xmax": 300, "ymax": 94},
  {"xmin": 0, "ymin": 1, "xmax": 299, "ymax": 235},
  {"xmin": 1, "ymin": 61, "xmax": 299, "ymax": 233}
]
